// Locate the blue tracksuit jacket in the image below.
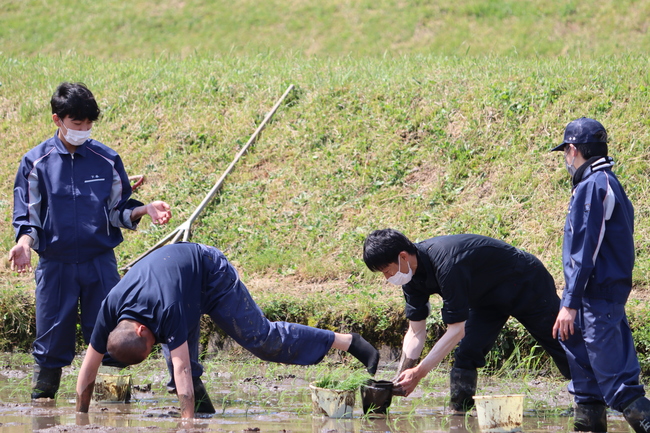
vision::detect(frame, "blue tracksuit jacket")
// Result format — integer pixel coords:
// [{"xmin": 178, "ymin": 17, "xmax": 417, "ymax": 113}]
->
[
  {"xmin": 560, "ymin": 156, "xmax": 642, "ymax": 410},
  {"xmin": 12, "ymin": 133, "xmax": 143, "ymax": 263},
  {"xmin": 561, "ymin": 156, "xmax": 635, "ymax": 307}
]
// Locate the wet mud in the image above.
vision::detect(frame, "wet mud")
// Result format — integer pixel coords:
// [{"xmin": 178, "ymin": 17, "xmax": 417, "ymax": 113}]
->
[{"xmin": 0, "ymin": 355, "xmax": 635, "ymax": 432}]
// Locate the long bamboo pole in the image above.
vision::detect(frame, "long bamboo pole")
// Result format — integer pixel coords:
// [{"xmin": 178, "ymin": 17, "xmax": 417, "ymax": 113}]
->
[{"xmin": 120, "ymin": 84, "xmax": 295, "ymax": 272}]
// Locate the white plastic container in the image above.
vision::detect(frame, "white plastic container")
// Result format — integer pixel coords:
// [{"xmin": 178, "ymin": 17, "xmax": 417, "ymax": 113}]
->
[
  {"xmin": 474, "ymin": 394, "xmax": 525, "ymax": 432},
  {"xmin": 94, "ymin": 373, "xmax": 132, "ymax": 402},
  {"xmin": 309, "ymin": 383, "xmax": 356, "ymax": 418}
]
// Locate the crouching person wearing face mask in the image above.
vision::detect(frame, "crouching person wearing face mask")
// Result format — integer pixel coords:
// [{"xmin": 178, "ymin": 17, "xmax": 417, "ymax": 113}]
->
[{"xmin": 362, "ymin": 229, "xmax": 571, "ymax": 411}]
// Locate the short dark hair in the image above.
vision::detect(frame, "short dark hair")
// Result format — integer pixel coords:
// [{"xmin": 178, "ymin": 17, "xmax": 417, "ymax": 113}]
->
[
  {"xmin": 574, "ymin": 142, "xmax": 608, "ymax": 159},
  {"xmin": 50, "ymin": 82, "xmax": 100, "ymax": 122},
  {"xmin": 363, "ymin": 228, "xmax": 417, "ymax": 272},
  {"xmin": 107, "ymin": 321, "xmax": 150, "ymax": 366}
]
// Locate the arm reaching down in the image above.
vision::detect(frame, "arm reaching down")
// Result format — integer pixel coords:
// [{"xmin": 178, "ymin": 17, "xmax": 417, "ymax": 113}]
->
[
  {"xmin": 76, "ymin": 344, "xmax": 104, "ymax": 412},
  {"xmin": 394, "ymin": 321, "xmax": 465, "ymax": 397},
  {"xmin": 170, "ymin": 342, "xmax": 194, "ymax": 419},
  {"xmin": 395, "ymin": 319, "xmax": 428, "ymax": 379}
]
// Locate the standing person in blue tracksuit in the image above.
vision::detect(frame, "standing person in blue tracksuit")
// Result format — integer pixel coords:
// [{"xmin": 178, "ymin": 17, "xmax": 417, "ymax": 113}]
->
[
  {"xmin": 75, "ymin": 242, "xmax": 380, "ymax": 419},
  {"xmin": 9, "ymin": 82, "xmax": 173, "ymax": 400},
  {"xmin": 363, "ymin": 229, "xmax": 570, "ymax": 411},
  {"xmin": 551, "ymin": 117, "xmax": 650, "ymax": 433}
]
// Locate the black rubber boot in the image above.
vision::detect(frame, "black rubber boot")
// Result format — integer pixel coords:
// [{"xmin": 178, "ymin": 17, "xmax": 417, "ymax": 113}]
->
[
  {"xmin": 347, "ymin": 333, "xmax": 380, "ymax": 375},
  {"xmin": 31, "ymin": 365, "xmax": 62, "ymax": 400},
  {"xmin": 449, "ymin": 367, "xmax": 477, "ymax": 412},
  {"xmin": 574, "ymin": 402, "xmax": 607, "ymax": 432},
  {"xmin": 193, "ymin": 376, "xmax": 216, "ymax": 414},
  {"xmin": 623, "ymin": 397, "xmax": 650, "ymax": 433}
]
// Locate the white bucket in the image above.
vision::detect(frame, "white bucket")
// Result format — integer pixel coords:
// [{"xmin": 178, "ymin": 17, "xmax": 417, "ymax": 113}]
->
[
  {"xmin": 309, "ymin": 383, "xmax": 356, "ymax": 418},
  {"xmin": 474, "ymin": 394, "xmax": 525, "ymax": 432}
]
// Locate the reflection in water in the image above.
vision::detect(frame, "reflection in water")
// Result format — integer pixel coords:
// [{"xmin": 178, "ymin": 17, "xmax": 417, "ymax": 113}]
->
[
  {"xmin": 0, "ymin": 357, "xmax": 634, "ymax": 433},
  {"xmin": 0, "ymin": 401, "xmax": 635, "ymax": 433},
  {"xmin": 32, "ymin": 413, "xmax": 59, "ymax": 430},
  {"xmin": 32, "ymin": 399, "xmax": 58, "ymax": 431}
]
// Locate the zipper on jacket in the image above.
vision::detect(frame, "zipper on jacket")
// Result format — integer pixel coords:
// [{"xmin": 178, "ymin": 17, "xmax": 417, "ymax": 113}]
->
[{"xmin": 71, "ymin": 153, "xmax": 79, "ymax": 263}]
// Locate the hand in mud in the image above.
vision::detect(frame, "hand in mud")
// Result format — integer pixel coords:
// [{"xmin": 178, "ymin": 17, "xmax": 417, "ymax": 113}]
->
[{"xmin": 76, "ymin": 381, "xmax": 95, "ymax": 413}]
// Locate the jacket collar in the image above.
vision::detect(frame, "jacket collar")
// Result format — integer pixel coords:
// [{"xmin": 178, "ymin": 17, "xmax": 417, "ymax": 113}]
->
[
  {"xmin": 572, "ymin": 156, "xmax": 614, "ymax": 187},
  {"xmin": 53, "ymin": 131, "xmax": 89, "ymax": 157}
]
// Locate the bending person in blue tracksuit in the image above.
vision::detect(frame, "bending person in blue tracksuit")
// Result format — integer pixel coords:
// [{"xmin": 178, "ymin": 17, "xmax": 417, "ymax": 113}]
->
[
  {"xmin": 76, "ymin": 242, "xmax": 380, "ymax": 419},
  {"xmin": 551, "ymin": 117, "xmax": 650, "ymax": 433},
  {"xmin": 9, "ymin": 82, "xmax": 172, "ymax": 399}
]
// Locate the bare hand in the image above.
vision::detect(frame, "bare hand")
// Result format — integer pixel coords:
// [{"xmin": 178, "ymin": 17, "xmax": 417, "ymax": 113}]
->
[
  {"xmin": 552, "ymin": 306, "xmax": 577, "ymax": 341},
  {"xmin": 147, "ymin": 201, "xmax": 172, "ymax": 225},
  {"xmin": 9, "ymin": 241, "xmax": 33, "ymax": 273}
]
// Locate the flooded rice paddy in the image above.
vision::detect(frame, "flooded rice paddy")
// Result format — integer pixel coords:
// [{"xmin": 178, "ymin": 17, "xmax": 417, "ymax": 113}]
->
[{"xmin": 0, "ymin": 353, "xmax": 633, "ymax": 432}]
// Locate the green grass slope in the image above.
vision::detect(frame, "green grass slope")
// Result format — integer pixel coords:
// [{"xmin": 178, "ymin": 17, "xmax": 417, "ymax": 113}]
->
[
  {"xmin": 1, "ymin": 0, "xmax": 650, "ymax": 369},
  {"xmin": 1, "ymin": 0, "xmax": 649, "ymax": 58},
  {"xmin": 3, "ymin": 55, "xmax": 649, "ymax": 288}
]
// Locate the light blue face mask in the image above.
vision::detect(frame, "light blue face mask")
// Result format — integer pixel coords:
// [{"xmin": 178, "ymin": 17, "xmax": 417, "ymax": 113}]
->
[{"xmin": 387, "ymin": 256, "xmax": 413, "ymax": 286}]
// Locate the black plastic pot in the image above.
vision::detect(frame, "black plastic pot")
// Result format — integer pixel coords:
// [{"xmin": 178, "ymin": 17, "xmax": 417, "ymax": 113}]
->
[{"xmin": 360, "ymin": 379, "xmax": 394, "ymax": 415}]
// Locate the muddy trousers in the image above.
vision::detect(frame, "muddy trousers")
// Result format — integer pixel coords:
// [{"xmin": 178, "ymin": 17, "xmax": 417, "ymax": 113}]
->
[{"xmin": 560, "ymin": 298, "xmax": 644, "ymax": 412}]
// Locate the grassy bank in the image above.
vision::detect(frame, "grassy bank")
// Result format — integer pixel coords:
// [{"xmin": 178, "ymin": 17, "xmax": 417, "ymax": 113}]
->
[
  {"xmin": 2, "ymin": 0, "xmax": 649, "ymax": 59},
  {"xmin": 2, "ymin": 54, "xmax": 650, "ymax": 374},
  {"xmin": 2, "ymin": 55, "xmax": 650, "ymax": 282},
  {"xmin": 4, "ymin": 285, "xmax": 650, "ymax": 377}
]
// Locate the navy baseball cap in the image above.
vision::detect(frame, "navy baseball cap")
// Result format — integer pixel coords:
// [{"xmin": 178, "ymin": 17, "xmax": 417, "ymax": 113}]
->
[{"xmin": 550, "ymin": 117, "xmax": 608, "ymax": 152}]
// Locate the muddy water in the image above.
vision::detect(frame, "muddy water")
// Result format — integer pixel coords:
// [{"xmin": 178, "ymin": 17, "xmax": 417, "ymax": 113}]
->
[{"xmin": 0, "ymin": 356, "xmax": 634, "ymax": 432}]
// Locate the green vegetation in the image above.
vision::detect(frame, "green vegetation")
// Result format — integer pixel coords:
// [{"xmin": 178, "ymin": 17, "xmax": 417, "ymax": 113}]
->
[
  {"xmin": 1, "ymin": 0, "xmax": 649, "ymax": 59},
  {"xmin": 3, "ymin": 55, "xmax": 650, "ymax": 286},
  {"xmin": 313, "ymin": 369, "xmax": 370, "ymax": 390},
  {"xmin": 2, "ymin": 0, "xmax": 650, "ymax": 379}
]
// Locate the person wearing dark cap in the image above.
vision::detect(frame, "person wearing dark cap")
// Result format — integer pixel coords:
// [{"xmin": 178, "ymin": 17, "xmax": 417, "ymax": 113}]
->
[
  {"xmin": 551, "ymin": 117, "xmax": 650, "ymax": 433},
  {"xmin": 362, "ymin": 229, "xmax": 570, "ymax": 411},
  {"xmin": 76, "ymin": 242, "xmax": 379, "ymax": 419}
]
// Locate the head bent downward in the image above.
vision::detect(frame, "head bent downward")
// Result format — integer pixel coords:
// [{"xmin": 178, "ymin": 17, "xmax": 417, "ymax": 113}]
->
[
  {"xmin": 51, "ymin": 82, "xmax": 101, "ymax": 122},
  {"xmin": 107, "ymin": 320, "xmax": 153, "ymax": 366},
  {"xmin": 363, "ymin": 228, "xmax": 417, "ymax": 273}
]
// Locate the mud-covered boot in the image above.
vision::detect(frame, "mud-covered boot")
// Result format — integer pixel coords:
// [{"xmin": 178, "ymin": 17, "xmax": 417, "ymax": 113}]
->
[
  {"xmin": 449, "ymin": 367, "xmax": 477, "ymax": 412},
  {"xmin": 623, "ymin": 396, "xmax": 650, "ymax": 433},
  {"xmin": 31, "ymin": 365, "xmax": 62, "ymax": 399},
  {"xmin": 574, "ymin": 402, "xmax": 607, "ymax": 432},
  {"xmin": 193, "ymin": 376, "xmax": 216, "ymax": 414}
]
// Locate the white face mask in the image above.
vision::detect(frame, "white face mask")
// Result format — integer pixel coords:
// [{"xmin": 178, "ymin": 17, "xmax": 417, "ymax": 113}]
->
[
  {"xmin": 565, "ymin": 146, "xmax": 577, "ymax": 177},
  {"xmin": 60, "ymin": 121, "xmax": 92, "ymax": 146},
  {"xmin": 387, "ymin": 256, "xmax": 413, "ymax": 286}
]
